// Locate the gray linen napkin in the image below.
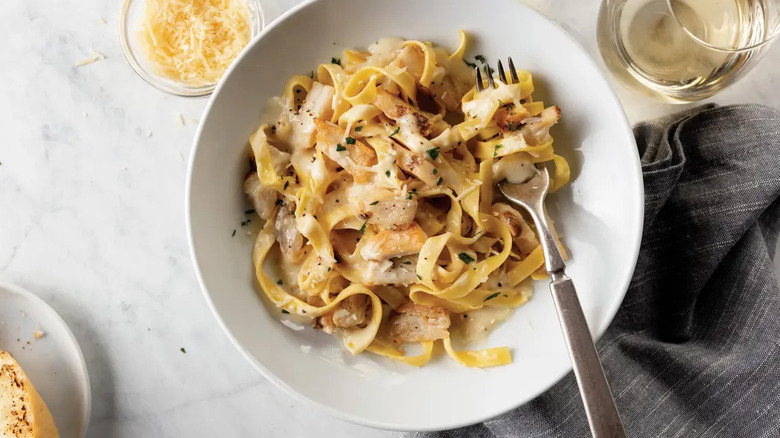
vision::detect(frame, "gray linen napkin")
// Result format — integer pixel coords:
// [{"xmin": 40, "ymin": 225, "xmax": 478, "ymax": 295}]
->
[{"xmin": 404, "ymin": 104, "xmax": 780, "ymax": 438}]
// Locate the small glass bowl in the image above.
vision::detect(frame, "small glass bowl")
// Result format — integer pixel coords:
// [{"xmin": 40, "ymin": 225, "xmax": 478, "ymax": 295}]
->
[{"xmin": 120, "ymin": 0, "xmax": 264, "ymax": 98}]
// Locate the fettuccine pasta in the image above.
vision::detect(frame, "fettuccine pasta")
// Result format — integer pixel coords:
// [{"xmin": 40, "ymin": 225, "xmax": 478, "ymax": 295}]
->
[{"xmin": 242, "ymin": 32, "xmax": 569, "ymax": 368}]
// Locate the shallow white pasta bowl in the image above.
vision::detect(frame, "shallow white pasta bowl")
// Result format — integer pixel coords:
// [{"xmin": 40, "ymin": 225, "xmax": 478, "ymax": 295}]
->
[{"xmin": 186, "ymin": 0, "xmax": 643, "ymax": 431}]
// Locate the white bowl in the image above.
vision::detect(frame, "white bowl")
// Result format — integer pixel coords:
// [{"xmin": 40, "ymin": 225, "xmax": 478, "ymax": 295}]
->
[{"xmin": 186, "ymin": 0, "xmax": 643, "ymax": 431}]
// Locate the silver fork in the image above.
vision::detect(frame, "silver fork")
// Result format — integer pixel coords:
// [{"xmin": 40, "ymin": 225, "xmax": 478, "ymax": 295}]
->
[{"xmin": 477, "ymin": 59, "xmax": 627, "ymax": 438}]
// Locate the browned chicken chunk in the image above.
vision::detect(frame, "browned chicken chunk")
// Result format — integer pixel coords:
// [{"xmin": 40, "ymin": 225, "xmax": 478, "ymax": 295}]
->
[
  {"xmin": 315, "ymin": 119, "xmax": 377, "ymax": 183},
  {"xmin": 374, "ymin": 89, "xmax": 448, "ymax": 136},
  {"xmin": 492, "ymin": 203, "xmax": 539, "ymax": 255},
  {"xmin": 360, "ymin": 223, "xmax": 427, "ymax": 261},
  {"xmin": 388, "ymin": 302, "xmax": 451, "ymax": 342},
  {"xmin": 275, "ymin": 203, "xmax": 305, "ymax": 261}
]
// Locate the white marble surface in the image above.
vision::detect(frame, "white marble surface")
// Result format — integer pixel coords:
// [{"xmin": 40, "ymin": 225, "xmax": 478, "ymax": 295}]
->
[{"xmin": 0, "ymin": 0, "xmax": 778, "ymax": 437}]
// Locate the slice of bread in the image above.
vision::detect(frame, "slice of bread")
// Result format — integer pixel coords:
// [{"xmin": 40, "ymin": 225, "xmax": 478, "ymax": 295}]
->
[{"xmin": 0, "ymin": 351, "xmax": 59, "ymax": 438}]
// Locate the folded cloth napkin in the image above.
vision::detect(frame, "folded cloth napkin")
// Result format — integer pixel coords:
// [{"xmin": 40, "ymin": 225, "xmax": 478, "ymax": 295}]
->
[{"xmin": 404, "ymin": 104, "xmax": 780, "ymax": 438}]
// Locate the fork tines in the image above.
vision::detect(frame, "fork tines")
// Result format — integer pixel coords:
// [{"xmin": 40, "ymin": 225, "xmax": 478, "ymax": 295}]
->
[{"xmin": 475, "ymin": 57, "xmax": 519, "ymax": 91}]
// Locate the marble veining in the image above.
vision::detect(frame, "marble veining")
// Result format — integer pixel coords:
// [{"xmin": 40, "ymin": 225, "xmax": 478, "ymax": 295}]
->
[{"xmin": 0, "ymin": 0, "xmax": 778, "ymax": 437}]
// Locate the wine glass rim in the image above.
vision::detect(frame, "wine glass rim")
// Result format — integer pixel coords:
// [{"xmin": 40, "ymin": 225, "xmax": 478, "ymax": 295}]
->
[{"xmin": 666, "ymin": 0, "xmax": 780, "ymax": 52}]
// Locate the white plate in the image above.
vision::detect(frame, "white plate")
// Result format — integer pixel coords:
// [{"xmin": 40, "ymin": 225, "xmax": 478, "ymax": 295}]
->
[
  {"xmin": 187, "ymin": 0, "xmax": 643, "ymax": 431},
  {"xmin": 0, "ymin": 282, "xmax": 91, "ymax": 437}
]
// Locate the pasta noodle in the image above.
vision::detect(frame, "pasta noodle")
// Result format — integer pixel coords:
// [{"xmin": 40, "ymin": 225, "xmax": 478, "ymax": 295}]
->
[{"xmin": 242, "ymin": 31, "xmax": 569, "ymax": 368}]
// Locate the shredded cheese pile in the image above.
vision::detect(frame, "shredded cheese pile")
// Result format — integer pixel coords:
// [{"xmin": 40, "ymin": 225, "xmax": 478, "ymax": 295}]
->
[{"xmin": 138, "ymin": 0, "xmax": 251, "ymax": 86}]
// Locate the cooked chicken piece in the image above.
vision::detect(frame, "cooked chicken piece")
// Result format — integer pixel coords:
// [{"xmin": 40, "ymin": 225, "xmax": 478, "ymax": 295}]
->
[
  {"xmin": 428, "ymin": 74, "xmax": 472, "ymax": 112},
  {"xmin": 492, "ymin": 103, "xmax": 531, "ymax": 132},
  {"xmin": 363, "ymin": 259, "xmax": 418, "ymax": 286},
  {"xmin": 268, "ymin": 143, "xmax": 292, "ymax": 174},
  {"xmin": 357, "ymin": 192, "xmax": 418, "ymax": 230},
  {"xmin": 315, "ymin": 119, "xmax": 377, "ymax": 183},
  {"xmin": 492, "ymin": 153, "xmax": 536, "ymax": 185},
  {"xmin": 302, "ymin": 254, "xmax": 333, "ymax": 293},
  {"xmin": 331, "ymin": 295, "xmax": 368, "ymax": 328},
  {"xmin": 302, "ymin": 82, "xmax": 335, "ymax": 120},
  {"xmin": 243, "ymin": 173, "xmax": 276, "ymax": 220},
  {"xmin": 275, "ymin": 203, "xmax": 305, "ymax": 261},
  {"xmin": 394, "ymin": 146, "xmax": 439, "ymax": 187},
  {"xmin": 373, "ymin": 89, "xmax": 448, "ymax": 137},
  {"xmin": 315, "ymin": 313, "xmax": 336, "ymax": 334},
  {"xmin": 520, "ymin": 106, "xmax": 560, "ymax": 146},
  {"xmin": 250, "ymin": 126, "xmax": 292, "ymax": 174},
  {"xmin": 292, "ymin": 82, "xmax": 336, "ymax": 149},
  {"xmin": 492, "ymin": 203, "xmax": 539, "ymax": 255},
  {"xmin": 360, "ymin": 223, "xmax": 427, "ymax": 261},
  {"xmin": 388, "ymin": 302, "xmax": 451, "ymax": 343},
  {"xmin": 389, "ymin": 45, "xmax": 425, "ymax": 82},
  {"xmin": 315, "ymin": 295, "xmax": 368, "ymax": 333}
]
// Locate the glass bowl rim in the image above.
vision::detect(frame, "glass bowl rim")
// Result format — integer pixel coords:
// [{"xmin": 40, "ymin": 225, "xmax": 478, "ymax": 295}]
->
[{"xmin": 119, "ymin": 0, "xmax": 264, "ymax": 98}]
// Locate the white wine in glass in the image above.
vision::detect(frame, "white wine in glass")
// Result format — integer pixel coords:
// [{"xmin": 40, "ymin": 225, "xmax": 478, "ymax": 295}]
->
[{"xmin": 598, "ymin": 0, "xmax": 780, "ymax": 102}]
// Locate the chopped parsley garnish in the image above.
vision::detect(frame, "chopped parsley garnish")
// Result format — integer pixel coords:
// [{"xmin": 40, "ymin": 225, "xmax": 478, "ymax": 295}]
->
[
  {"xmin": 416, "ymin": 274, "xmax": 422, "ymax": 281},
  {"xmin": 359, "ymin": 222, "xmax": 367, "ymax": 234},
  {"xmin": 385, "ymin": 170, "xmax": 391, "ymax": 177},
  {"xmin": 180, "ymin": 347, "xmax": 186, "ymax": 354},
  {"xmin": 309, "ymin": 71, "xmax": 314, "ymax": 78},
  {"xmin": 503, "ymin": 294, "xmax": 509, "ymax": 298},
  {"xmin": 355, "ymin": 126, "xmax": 363, "ymax": 132},
  {"xmin": 327, "ymin": 267, "xmax": 331, "ymax": 272},
  {"xmin": 475, "ymin": 54, "xmax": 486, "ymax": 64},
  {"xmin": 369, "ymin": 201, "xmax": 379, "ymax": 205},
  {"xmin": 493, "ymin": 144, "xmax": 503, "ymax": 157},
  {"xmin": 484, "ymin": 292, "xmax": 501, "ymax": 302},
  {"xmin": 336, "ymin": 143, "xmax": 347, "ymax": 151},
  {"xmin": 231, "ymin": 229, "xmax": 236, "ymax": 237},
  {"xmin": 436, "ymin": 176, "xmax": 443, "ymax": 185},
  {"xmin": 403, "ymin": 261, "xmax": 412, "ymax": 265},
  {"xmin": 283, "ymin": 181, "xmax": 290, "ymax": 190},
  {"xmin": 406, "ymin": 191, "xmax": 414, "ymax": 200},
  {"xmin": 426, "ymin": 147, "xmax": 440, "ymax": 160},
  {"xmin": 464, "ymin": 59, "xmax": 477, "ymax": 69},
  {"xmin": 345, "ymin": 137, "xmax": 356, "ymax": 145},
  {"xmin": 281, "ymin": 309, "xmax": 290, "ymax": 314},
  {"xmin": 276, "ymin": 279, "xmax": 283, "ymax": 285},
  {"xmin": 241, "ymin": 219, "xmax": 251, "ymax": 226},
  {"xmin": 458, "ymin": 253, "xmax": 475, "ymax": 264},
  {"xmin": 389, "ymin": 127, "xmax": 400, "ymax": 136},
  {"xmin": 331, "ymin": 57, "xmax": 341, "ymax": 65},
  {"xmin": 244, "ymin": 209, "xmax": 255, "ymax": 215},
  {"xmin": 433, "ymin": 168, "xmax": 438, "ymax": 175}
]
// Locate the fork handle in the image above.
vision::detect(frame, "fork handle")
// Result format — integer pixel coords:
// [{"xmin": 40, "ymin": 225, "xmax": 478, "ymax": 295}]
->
[
  {"xmin": 528, "ymin": 204, "xmax": 626, "ymax": 437},
  {"xmin": 549, "ymin": 273, "xmax": 626, "ymax": 438}
]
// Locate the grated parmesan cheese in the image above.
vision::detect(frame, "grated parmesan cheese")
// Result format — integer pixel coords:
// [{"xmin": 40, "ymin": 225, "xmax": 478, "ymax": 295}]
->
[
  {"xmin": 138, "ymin": 0, "xmax": 251, "ymax": 86},
  {"xmin": 75, "ymin": 51, "xmax": 105, "ymax": 67}
]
